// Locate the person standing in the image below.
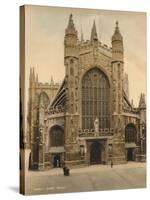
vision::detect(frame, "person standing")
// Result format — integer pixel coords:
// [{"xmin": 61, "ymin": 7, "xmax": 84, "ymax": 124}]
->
[{"xmin": 111, "ymin": 159, "xmax": 113, "ymax": 168}]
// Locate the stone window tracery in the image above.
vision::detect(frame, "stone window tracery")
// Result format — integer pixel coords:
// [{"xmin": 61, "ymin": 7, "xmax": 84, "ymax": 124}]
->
[
  {"xmin": 39, "ymin": 92, "xmax": 50, "ymax": 109},
  {"xmin": 49, "ymin": 125, "xmax": 64, "ymax": 147},
  {"xmin": 125, "ymin": 123, "xmax": 137, "ymax": 143},
  {"xmin": 82, "ymin": 68, "xmax": 110, "ymax": 129}
]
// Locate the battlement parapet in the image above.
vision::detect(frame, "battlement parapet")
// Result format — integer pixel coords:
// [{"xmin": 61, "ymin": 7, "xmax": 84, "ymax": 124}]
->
[{"xmin": 78, "ymin": 40, "xmax": 112, "ymax": 58}]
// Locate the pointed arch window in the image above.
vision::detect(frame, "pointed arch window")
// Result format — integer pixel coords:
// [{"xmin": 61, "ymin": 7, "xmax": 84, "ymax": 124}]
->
[
  {"xmin": 125, "ymin": 124, "xmax": 137, "ymax": 143},
  {"xmin": 39, "ymin": 92, "xmax": 50, "ymax": 109},
  {"xmin": 82, "ymin": 68, "xmax": 110, "ymax": 129},
  {"xmin": 49, "ymin": 125, "xmax": 64, "ymax": 147}
]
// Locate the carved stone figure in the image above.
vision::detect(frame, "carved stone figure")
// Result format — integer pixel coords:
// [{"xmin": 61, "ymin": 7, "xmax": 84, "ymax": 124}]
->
[{"xmin": 94, "ymin": 117, "xmax": 99, "ymax": 132}]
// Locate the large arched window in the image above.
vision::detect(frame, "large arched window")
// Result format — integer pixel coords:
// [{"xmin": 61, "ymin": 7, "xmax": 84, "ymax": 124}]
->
[
  {"xmin": 49, "ymin": 125, "xmax": 64, "ymax": 147},
  {"xmin": 125, "ymin": 124, "xmax": 137, "ymax": 143},
  {"xmin": 39, "ymin": 92, "xmax": 50, "ymax": 109},
  {"xmin": 82, "ymin": 67, "xmax": 110, "ymax": 129}
]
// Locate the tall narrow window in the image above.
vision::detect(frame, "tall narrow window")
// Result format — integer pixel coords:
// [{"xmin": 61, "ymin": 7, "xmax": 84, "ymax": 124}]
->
[
  {"xmin": 82, "ymin": 67, "xmax": 110, "ymax": 129},
  {"xmin": 39, "ymin": 92, "xmax": 50, "ymax": 109},
  {"xmin": 125, "ymin": 124, "xmax": 137, "ymax": 143},
  {"xmin": 70, "ymin": 59, "xmax": 74, "ymax": 76}
]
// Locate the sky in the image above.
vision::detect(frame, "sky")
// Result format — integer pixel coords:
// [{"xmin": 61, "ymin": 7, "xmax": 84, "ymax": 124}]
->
[{"xmin": 25, "ymin": 5, "xmax": 146, "ymax": 107}]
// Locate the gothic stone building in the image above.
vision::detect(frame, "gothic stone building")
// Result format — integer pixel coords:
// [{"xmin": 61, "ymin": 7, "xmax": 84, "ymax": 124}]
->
[{"xmin": 27, "ymin": 14, "xmax": 146, "ymax": 170}]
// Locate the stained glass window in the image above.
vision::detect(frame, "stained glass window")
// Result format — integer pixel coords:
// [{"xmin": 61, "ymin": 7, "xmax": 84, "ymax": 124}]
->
[
  {"xmin": 49, "ymin": 125, "xmax": 64, "ymax": 147},
  {"xmin": 82, "ymin": 68, "xmax": 110, "ymax": 129},
  {"xmin": 125, "ymin": 124, "xmax": 137, "ymax": 143}
]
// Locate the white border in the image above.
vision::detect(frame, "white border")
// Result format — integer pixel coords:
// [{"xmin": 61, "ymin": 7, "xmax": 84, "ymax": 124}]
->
[{"xmin": 0, "ymin": 0, "xmax": 149, "ymax": 199}]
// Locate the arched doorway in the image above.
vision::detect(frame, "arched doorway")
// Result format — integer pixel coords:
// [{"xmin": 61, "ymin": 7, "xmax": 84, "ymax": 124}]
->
[
  {"xmin": 49, "ymin": 125, "xmax": 64, "ymax": 167},
  {"xmin": 125, "ymin": 123, "xmax": 137, "ymax": 161},
  {"xmin": 90, "ymin": 141, "xmax": 101, "ymax": 164},
  {"xmin": 127, "ymin": 148, "xmax": 134, "ymax": 161},
  {"xmin": 53, "ymin": 154, "xmax": 61, "ymax": 168}
]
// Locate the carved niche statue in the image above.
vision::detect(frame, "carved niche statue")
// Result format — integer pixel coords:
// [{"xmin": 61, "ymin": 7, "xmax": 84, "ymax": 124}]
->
[{"xmin": 94, "ymin": 117, "xmax": 99, "ymax": 133}]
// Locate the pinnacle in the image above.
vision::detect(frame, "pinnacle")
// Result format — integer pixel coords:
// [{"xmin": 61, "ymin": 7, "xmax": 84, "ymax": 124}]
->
[
  {"xmin": 51, "ymin": 76, "xmax": 54, "ymax": 85},
  {"xmin": 91, "ymin": 20, "xmax": 98, "ymax": 41},
  {"xmin": 112, "ymin": 20, "xmax": 123, "ymax": 42},
  {"xmin": 116, "ymin": 21, "xmax": 119, "ymax": 28},
  {"xmin": 139, "ymin": 93, "xmax": 146, "ymax": 109},
  {"xmin": 67, "ymin": 13, "xmax": 76, "ymax": 31}
]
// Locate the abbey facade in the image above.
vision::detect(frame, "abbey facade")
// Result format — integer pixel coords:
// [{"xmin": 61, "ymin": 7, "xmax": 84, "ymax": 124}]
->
[{"xmin": 27, "ymin": 14, "xmax": 146, "ymax": 170}]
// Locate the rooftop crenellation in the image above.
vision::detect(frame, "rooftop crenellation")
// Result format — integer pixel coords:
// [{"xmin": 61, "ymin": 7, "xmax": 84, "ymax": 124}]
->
[{"xmin": 78, "ymin": 40, "xmax": 112, "ymax": 52}]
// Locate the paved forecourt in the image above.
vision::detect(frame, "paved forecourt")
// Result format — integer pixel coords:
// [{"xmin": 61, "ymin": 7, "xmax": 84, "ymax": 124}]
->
[{"xmin": 25, "ymin": 162, "xmax": 146, "ymax": 195}]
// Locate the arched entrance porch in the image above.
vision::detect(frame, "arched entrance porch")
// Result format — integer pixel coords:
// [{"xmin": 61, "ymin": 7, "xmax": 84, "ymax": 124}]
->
[
  {"xmin": 49, "ymin": 125, "xmax": 65, "ymax": 168},
  {"xmin": 125, "ymin": 123, "xmax": 137, "ymax": 161}
]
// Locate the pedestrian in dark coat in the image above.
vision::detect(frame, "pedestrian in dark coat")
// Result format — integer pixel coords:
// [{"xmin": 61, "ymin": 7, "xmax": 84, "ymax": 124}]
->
[{"xmin": 111, "ymin": 159, "xmax": 113, "ymax": 168}]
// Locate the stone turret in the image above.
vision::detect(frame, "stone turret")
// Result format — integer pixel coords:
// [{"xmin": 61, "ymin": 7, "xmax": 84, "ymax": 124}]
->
[
  {"xmin": 64, "ymin": 14, "xmax": 80, "ymax": 166},
  {"xmin": 112, "ymin": 21, "xmax": 123, "ymax": 62},
  {"xmin": 139, "ymin": 93, "xmax": 146, "ymax": 122},
  {"xmin": 64, "ymin": 14, "xmax": 79, "ymax": 114},
  {"xmin": 64, "ymin": 14, "xmax": 78, "ymax": 59},
  {"xmin": 139, "ymin": 93, "xmax": 146, "ymax": 161},
  {"xmin": 37, "ymin": 93, "xmax": 45, "ymax": 170},
  {"xmin": 111, "ymin": 21, "xmax": 126, "ymax": 164},
  {"xmin": 112, "ymin": 21, "xmax": 124, "ymax": 114}
]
